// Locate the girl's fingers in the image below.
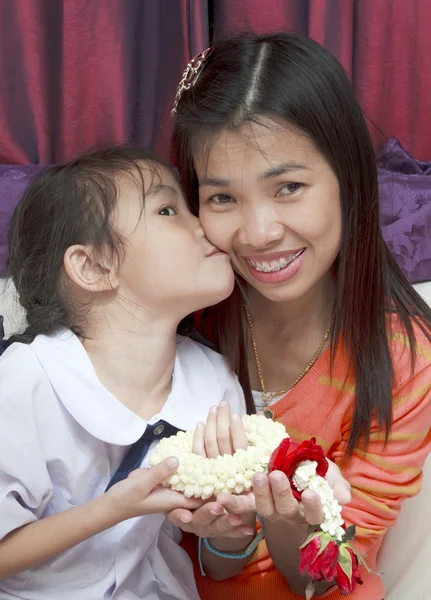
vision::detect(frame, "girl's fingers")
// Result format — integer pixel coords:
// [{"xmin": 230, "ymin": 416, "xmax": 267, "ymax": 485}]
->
[
  {"xmin": 301, "ymin": 489, "xmax": 325, "ymax": 525},
  {"xmin": 252, "ymin": 473, "xmax": 276, "ymax": 518},
  {"xmin": 269, "ymin": 471, "xmax": 299, "ymax": 520},
  {"xmin": 192, "ymin": 422, "xmax": 206, "ymax": 457},
  {"xmin": 204, "ymin": 406, "xmax": 220, "ymax": 458},
  {"xmin": 216, "ymin": 401, "xmax": 233, "ymax": 455},
  {"xmin": 230, "ymin": 413, "xmax": 248, "ymax": 451}
]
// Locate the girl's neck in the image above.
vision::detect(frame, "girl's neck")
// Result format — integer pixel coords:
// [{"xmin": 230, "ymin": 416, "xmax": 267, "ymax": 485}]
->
[{"xmin": 81, "ymin": 306, "xmax": 179, "ymax": 420}]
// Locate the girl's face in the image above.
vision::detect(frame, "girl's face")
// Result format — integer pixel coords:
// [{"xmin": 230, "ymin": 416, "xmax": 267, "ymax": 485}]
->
[
  {"xmin": 115, "ymin": 164, "xmax": 234, "ymax": 318},
  {"xmin": 195, "ymin": 120, "xmax": 342, "ymax": 304}
]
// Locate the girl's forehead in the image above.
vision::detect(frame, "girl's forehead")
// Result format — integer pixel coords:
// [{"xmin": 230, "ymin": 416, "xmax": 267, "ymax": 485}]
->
[{"xmin": 115, "ymin": 161, "xmax": 179, "ymax": 195}]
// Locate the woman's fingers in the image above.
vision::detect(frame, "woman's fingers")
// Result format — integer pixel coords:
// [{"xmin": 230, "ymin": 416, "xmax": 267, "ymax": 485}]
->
[
  {"xmin": 167, "ymin": 502, "xmax": 254, "ymax": 538},
  {"xmin": 230, "ymin": 413, "xmax": 248, "ymax": 451},
  {"xmin": 216, "ymin": 401, "xmax": 233, "ymax": 455},
  {"xmin": 204, "ymin": 406, "xmax": 220, "ymax": 457},
  {"xmin": 333, "ymin": 478, "xmax": 352, "ymax": 505},
  {"xmin": 326, "ymin": 459, "xmax": 352, "ymax": 505},
  {"xmin": 253, "ymin": 473, "xmax": 276, "ymax": 519},
  {"xmin": 268, "ymin": 471, "xmax": 300, "ymax": 520},
  {"xmin": 217, "ymin": 491, "xmax": 256, "ymax": 514},
  {"xmin": 301, "ymin": 489, "xmax": 325, "ymax": 525},
  {"xmin": 192, "ymin": 422, "xmax": 206, "ymax": 457}
]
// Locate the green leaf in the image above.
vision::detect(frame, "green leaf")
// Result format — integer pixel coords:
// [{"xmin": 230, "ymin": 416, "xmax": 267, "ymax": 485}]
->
[
  {"xmin": 338, "ymin": 545, "xmax": 353, "ymax": 580},
  {"xmin": 299, "ymin": 530, "xmax": 322, "ymax": 549},
  {"xmin": 315, "ymin": 534, "xmax": 333, "ymax": 558},
  {"xmin": 344, "ymin": 543, "xmax": 381, "ymax": 576},
  {"xmin": 344, "ymin": 524, "xmax": 356, "ymax": 542}
]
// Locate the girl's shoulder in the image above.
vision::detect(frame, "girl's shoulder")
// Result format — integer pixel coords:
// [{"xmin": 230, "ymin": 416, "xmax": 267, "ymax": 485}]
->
[
  {"xmin": 0, "ymin": 330, "xmax": 79, "ymax": 408},
  {"xmin": 175, "ymin": 334, "xmax": 246, "ymax": 414},
  {"xmin": 176, "ymin": 333, "xmax": 227, "ymax": 371}
]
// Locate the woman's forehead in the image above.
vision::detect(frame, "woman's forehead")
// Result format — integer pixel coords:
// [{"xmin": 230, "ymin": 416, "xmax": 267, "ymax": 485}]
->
[{"xmin": 194, "ymin": 121, "xmax": 322, "ymax": 179}]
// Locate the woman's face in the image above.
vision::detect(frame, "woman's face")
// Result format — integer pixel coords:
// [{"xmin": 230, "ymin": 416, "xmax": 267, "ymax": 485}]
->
[{"xmin": 195, "ymin": 120, "xmax": 342, "ymax": 303}]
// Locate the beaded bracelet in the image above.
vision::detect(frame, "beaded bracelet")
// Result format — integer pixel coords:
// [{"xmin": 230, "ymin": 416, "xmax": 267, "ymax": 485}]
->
[{"xmin": 198, "ymin": 515, "xmax": 264, "ymax": 576}]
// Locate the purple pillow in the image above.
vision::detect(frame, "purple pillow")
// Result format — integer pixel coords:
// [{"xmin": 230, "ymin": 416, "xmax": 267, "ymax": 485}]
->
[
  {"xmin": 378, "ymin": 138, "xmax": 431, "ymax": 283},
  {"xmin": 0, "ymin": 165, "xmax": 45, "ymax": 276}
]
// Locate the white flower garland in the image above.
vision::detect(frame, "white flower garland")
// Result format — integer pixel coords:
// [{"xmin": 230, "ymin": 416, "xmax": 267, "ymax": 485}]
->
[
  {"xmin": 294, "ymin": 460, "xmax": 345, "ymax": 541},
  {"xmin": 150, "ymin": 415, "xmax": 344, "ymax": 540},
  {"xmin": 149, "ymin": 415, "xmax": 287, "ymax": 499}
]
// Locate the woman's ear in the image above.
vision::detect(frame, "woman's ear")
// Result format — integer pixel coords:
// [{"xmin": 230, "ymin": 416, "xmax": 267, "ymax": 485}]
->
[{"xmin": 64, "ymin": 245, "xmax": 119, "ymax": 292}]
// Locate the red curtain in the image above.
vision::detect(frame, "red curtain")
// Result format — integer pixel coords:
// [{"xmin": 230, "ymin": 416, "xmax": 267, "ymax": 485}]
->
[
  {"xmin": 213, "ymin": 0, "xmax": 431, "ymax": 160},
  {"xmin": 0, "ymin": 0, "xmax": 208, "ymax": 163},
  {"xmin": 0, "ymin": 0, "xmax": 430, "ymax": 164}
]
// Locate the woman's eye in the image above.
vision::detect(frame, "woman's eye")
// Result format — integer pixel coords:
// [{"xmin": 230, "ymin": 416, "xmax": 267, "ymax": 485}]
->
[
  {"xmin": 278, "ymin": 182, "xmax": 302, "ymax": 195},
  {"xmin": 208, "ymin": 194, "xmax": 234, "ymax": 205},
  {"xmin": 158, "ymin": 206, "xmax": 177, "ymax": 216}
]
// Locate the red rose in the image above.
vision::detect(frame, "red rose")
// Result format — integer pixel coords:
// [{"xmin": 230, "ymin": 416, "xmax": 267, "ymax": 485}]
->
[
  {"xmin": 335, "ymin": 546, "xmax": 363, "ymax": 594},
  {"xmin": 299, "ymin": 537, "xmax": 322, "ymax": 580},
  {"xmin": 268, "ymin": 437, "xmax": 291, "ymax": 472},
  {"xmin": 299, "ymin": 534, "xmax": 339, "ymax": 583},
  {"xmin": 269, "ymin": 437, "xmax": 329, "ymax": 499}
]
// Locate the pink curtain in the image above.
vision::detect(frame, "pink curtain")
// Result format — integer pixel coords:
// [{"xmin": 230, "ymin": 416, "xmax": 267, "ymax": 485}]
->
[
  {"xmin": 0, "ymin": 0, "xmax": 208, "ymax": 163},
  {"xmin": 213, "ymin": 0, "xmax": 431, "ymax": 159},
  {"xmin": 0, "ymin": 0, "xmax": 429, "ymax": 163}
]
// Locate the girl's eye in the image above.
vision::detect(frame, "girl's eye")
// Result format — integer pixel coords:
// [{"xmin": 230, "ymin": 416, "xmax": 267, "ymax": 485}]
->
[
  {"xmin": 208, "ymin": 194, "xmax": 234, "ymax": 205},
  {"xmin": 158, "ymin": 206, "xmax": 177, "ymax": 216},
  {"xmin": 277, "ymin": 182, "xmax": 302, "ymax": 195}
]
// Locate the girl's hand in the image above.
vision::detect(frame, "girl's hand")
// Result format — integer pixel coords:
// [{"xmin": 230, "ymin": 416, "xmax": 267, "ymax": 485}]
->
[
  {"xmin": 254, "ymin": 459, "xmax": 351, "ymax": 526},
  {"xmin": 105, "ymin": 457, "xmax": 204, "ymax": 521}
]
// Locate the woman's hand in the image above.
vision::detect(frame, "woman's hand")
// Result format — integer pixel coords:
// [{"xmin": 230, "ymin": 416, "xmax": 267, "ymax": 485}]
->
[
  {"xmin": 167, "ymin": 401, "xmax": 256, "ymax": 539},
  {"xmin": 254, "ymin": 458, "xmax": 351, "ymax": 525},
  {"xmin": 192, "ymin": 400, "xmax": 248, "ymax": 457}
]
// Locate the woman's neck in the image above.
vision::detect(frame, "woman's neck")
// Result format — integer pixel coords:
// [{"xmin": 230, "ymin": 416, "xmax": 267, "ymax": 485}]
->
[
  {"xmin": 245, "ymin": 275, "xmax": 335, "ymax": 393},
  {"xmin": 246, "ymin": 275, "xmax": 335, "ymax": 342},
  {"xmin": 81, "ymin": 305, "xmax": 178, "ymax": 420}
]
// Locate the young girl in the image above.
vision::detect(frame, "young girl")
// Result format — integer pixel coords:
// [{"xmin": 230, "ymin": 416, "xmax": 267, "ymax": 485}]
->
[
  {"xmin": 0, "ymin": 145, "xmax": 249, "ymax": 599},
  {"xmin": 168, "ymin": 32, "xmax": 431, "ymax": 599}
]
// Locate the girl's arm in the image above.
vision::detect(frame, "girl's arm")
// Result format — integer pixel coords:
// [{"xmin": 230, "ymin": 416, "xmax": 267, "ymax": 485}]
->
[{"xmin": 0, "ymin": 459, "xmax": 201, "ymax": 580}]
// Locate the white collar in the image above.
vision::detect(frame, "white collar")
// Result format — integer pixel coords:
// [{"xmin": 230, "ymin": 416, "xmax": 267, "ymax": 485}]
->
[{"xmin": 31, "ymin": 331, "xmax": 210, "ymax": 445}]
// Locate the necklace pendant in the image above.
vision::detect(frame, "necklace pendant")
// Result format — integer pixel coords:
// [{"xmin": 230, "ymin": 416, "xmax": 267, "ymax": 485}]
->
[
  {"xmin": 262, "ymin": 406, "xmax": 274, "ymax": 419},
  {"xmin": 261, "ymin": 391, "xmax": 275, "ymax": 419}
]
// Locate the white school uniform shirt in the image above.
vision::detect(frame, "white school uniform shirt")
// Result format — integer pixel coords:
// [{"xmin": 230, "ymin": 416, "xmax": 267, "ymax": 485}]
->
[{"xmin": 0, "ymin": 330, "xmax": 246, "ymax": 600}]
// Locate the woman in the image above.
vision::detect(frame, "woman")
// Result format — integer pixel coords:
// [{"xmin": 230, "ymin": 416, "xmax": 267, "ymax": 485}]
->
[{"xmin": 167, "ymin": 32, "xmax": 431, "ymax": 599}]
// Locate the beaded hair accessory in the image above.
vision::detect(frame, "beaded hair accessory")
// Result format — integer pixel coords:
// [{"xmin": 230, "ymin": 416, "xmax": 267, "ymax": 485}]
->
[{"xmin": 171, "ymin": 46, "xmax": 214, "ymax": 116}]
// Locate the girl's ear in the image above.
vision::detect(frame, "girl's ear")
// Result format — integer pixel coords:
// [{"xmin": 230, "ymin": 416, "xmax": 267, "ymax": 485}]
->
[{"xmin": 64, "ymin": 245, "xmax": 119, "ymax": 292}]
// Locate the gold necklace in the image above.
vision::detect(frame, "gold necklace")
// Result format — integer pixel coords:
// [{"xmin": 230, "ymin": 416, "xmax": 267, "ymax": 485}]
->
[{"xmin": 244, "ymin": 304, "xmax": 333, "ymax": 419}]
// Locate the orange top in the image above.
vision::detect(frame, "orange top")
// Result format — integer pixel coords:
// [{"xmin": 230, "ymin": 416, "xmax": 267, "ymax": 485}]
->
[{"xmin": 182, "ymin": 316, "xmax": 431, "ymax": 599}]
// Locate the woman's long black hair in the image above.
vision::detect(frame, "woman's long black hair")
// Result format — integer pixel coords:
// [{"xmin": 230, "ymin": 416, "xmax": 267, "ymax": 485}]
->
[{"xmin": 171, "ymin": 32, "xmax": 431, "ymax": 455}]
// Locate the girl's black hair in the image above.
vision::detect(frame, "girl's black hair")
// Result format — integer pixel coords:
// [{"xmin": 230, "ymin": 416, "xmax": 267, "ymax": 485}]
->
[
  {"xmin": 171, "ymin": 32, "xmax": 431, "ymax": 455},
  {"xmin": 5, "ymin": 144, "xmax": 191, "ymax": 346}
]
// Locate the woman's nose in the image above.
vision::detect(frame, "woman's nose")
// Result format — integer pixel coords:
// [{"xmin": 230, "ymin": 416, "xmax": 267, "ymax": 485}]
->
[{"xmin": 237, "ymin": 205, "xmax": 285, "ymax": 248}]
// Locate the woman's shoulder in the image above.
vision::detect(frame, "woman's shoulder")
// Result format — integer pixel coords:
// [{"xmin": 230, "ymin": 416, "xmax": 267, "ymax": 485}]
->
[{"xmin": 387, "ymin": 312, "xmax": 431, "ymax": 393}]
